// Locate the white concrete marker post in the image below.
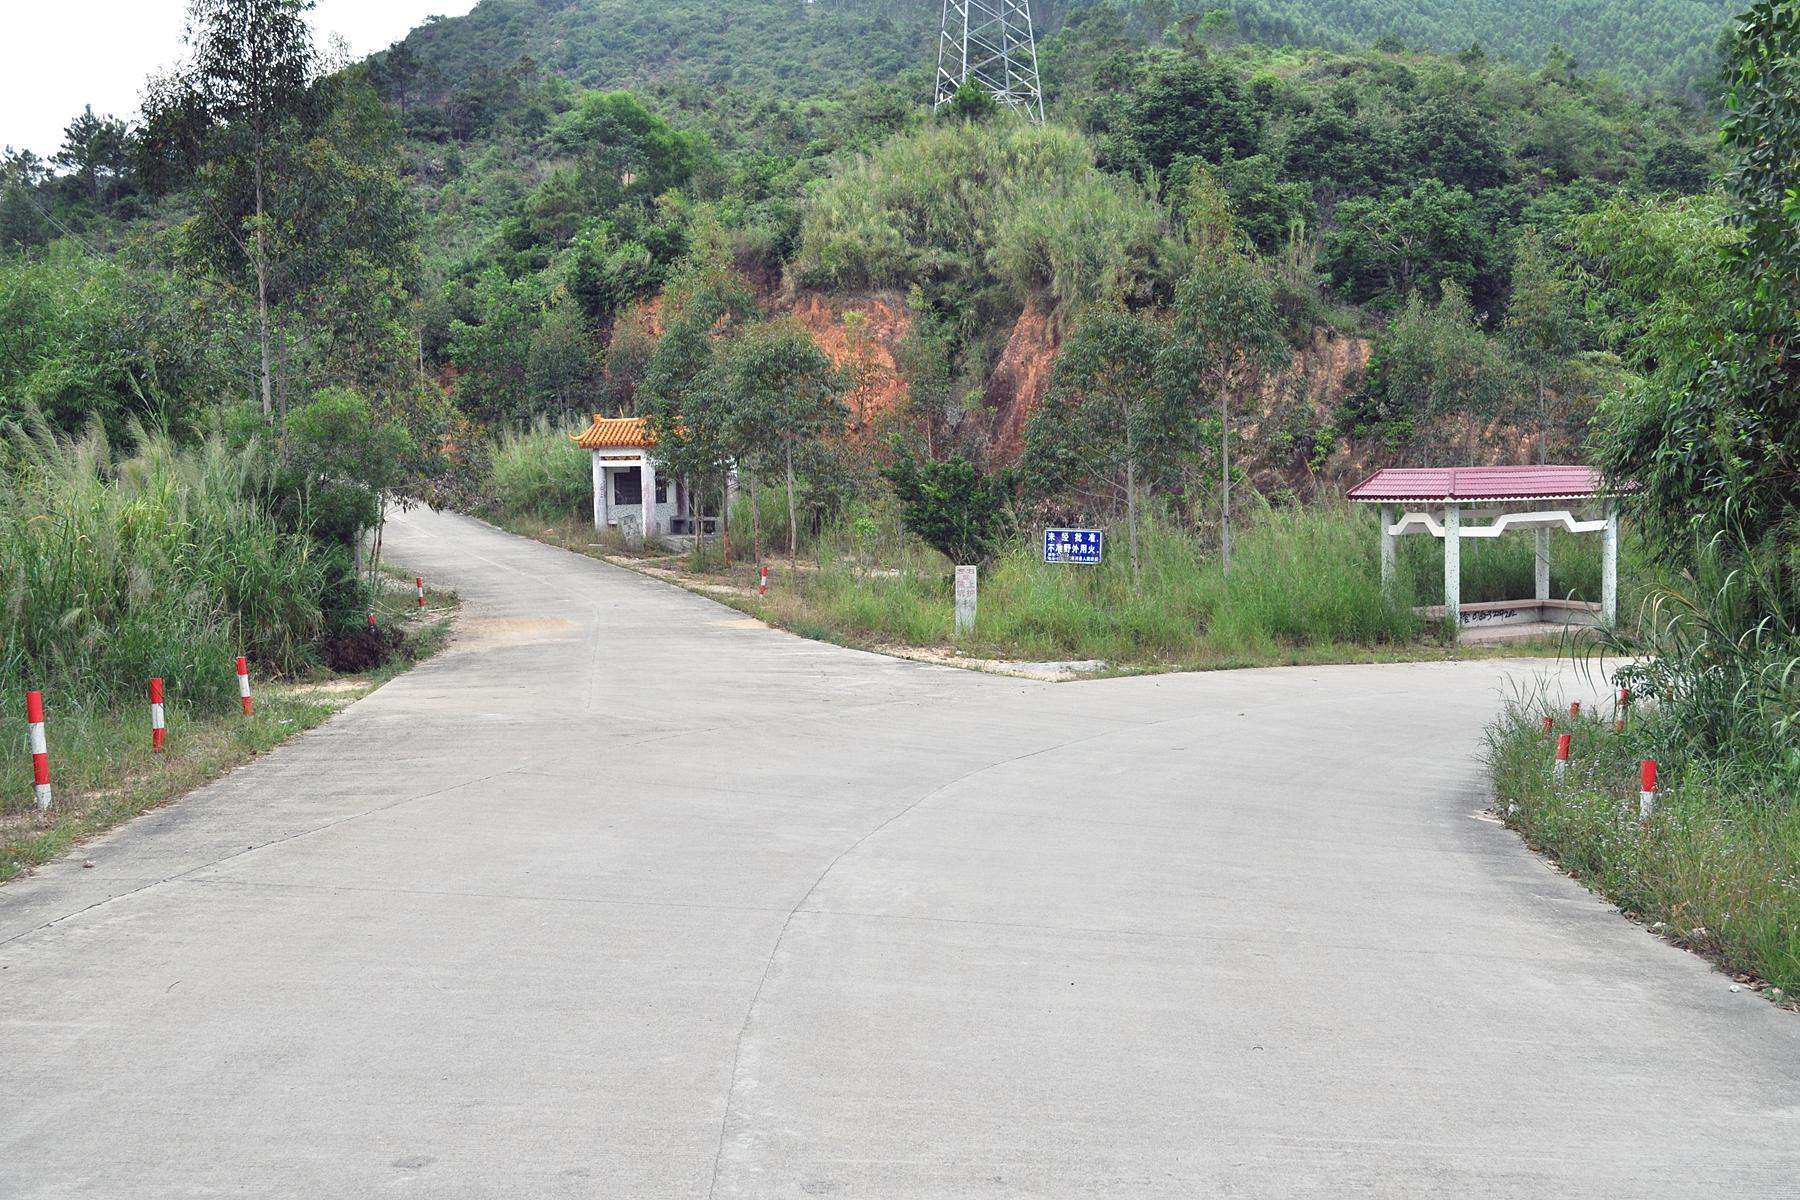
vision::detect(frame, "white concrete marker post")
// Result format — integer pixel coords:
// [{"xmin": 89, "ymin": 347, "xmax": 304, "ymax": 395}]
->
[{"xmin": 954, "ymin": 565, "xmax": 977, "ymax": 636}]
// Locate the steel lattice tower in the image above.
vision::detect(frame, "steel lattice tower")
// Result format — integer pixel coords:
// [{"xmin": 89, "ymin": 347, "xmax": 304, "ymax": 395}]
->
[{"xmin": 934, "ymin": 0, "xmax": 1044, "ymax": 122}]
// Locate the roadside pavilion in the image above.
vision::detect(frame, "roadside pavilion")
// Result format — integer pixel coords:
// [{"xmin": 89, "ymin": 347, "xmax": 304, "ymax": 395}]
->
[
  {"xmin": 572, "ymin": 414, "xmax": 731, "ymax": 545},
  {"xmin": 1347, "ymin": 465, "xmax": 1625, "ymax": 638}
]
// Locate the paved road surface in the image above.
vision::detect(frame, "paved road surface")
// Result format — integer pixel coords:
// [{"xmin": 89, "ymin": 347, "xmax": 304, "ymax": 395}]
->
[{"xmin": 3, "ymin": 508, "xmax": 1795, "ymax": 1198}]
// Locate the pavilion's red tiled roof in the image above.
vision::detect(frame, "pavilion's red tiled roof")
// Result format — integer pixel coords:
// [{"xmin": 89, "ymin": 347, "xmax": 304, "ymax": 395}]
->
[
  {"xmin": 572, "ymin": 415, "xmax": 654, "ymax": 450},
  {"xmin": 1347, "ymin": 466, "xmax": 1620, "ymax": 503}
]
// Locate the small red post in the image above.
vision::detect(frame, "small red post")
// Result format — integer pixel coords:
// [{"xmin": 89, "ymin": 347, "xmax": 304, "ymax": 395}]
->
[
  {"xmin": 26, "ymin": 690, "xmax": 51, "ymax": 811},
  {"xmin": 367, "ymin": 611, "xmax": 377, "ymax": 629},
  {"xmin": 236, "ymin": 657, "xmax": 253, "ymax": 716},
  {"xmin": 758, "ymin": 565, "xmax": 768, "ymax": 597},
  {"xmin": 150, "ymin": 677, "xmax": 166, "ymax": 752},
  {"xmin": 1554, "ymin": 733, "xmax": 1572, "ymax": 783},
  {"xmin": 1639, "ymin": 759, "xmax": 1658, "ymax": 818},
  {"xmin": 1541, "ymin": 715, "xmax": 1555, "ymax": 735},
  {"xmin": 1615, "ymin": 686, "xmax": 1630, "ymax": 733},
  {"xmin": 416, "ymin": 576, "xmax": 425, "ymax": 608},
  {"xmin": 1569, "ymin": 700, "xmax": 1581, "ymax": 718}
]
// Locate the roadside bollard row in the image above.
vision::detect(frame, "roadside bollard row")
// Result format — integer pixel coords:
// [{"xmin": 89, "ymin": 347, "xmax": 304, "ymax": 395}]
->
[
  {"xmin": 17, "ymin": 658, "xmax": 258, "ymax": 813},
  {"xmin": 17, "ymin": 579, "xmax": 429, "ymax": 812},
  {"xmin": 1541, "ymin": 707, "xmax": 1658, "ymax": 817}
]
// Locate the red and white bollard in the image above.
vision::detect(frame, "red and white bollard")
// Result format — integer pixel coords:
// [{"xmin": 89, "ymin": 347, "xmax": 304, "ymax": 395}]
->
[
  {"xmin": 1615, "ymin": 686, "xmax": 1630, "ymax": 733},
  {"xmin": 1639, "ymin": 759, "xmax": 1657, "ymax": 819},
  {"xmin": 236, "ymin": 657, "xmax": 253, "ymax": 716},
  {"xmin": 150, "ymin": 677, "xmax": 166, "ymax": 752},
  {"xmin": 416, "ymin": 576, "xmax": 425, "ymax": 608},
  {"xmin": 1541, "ymin": 715, "xmax": 1555, "ymax": 735},
  {"xmin": 367, "ymin": 611, "xmax": 377, "ymax": 630},
  {"xmin": 1553, "ymin": 733, "xmax": 1572, "ymax": 783},
  {"xmin": 26, "ymin": 690, "xmax": 51, "ymax": 811},
  {"xmin": 1569, "ymin": 700, "xmax": 1581, "ymax": 718},
  {"xmin": 758, "ymin": 565, "xmax": 768, "ymax": 597}
]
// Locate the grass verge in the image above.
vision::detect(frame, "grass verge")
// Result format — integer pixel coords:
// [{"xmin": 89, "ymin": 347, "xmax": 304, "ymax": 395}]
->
[
  {"xmin": 0, "ymin": 580, "xmax": 456, "ymax": 884},
  {"xmin": 498, "ymin": 508, "xmax": 1585, "ymax": 674},
  {"xmin": 1487, "ymin": 697, "xmax": 1799, "ymax": 1004}
]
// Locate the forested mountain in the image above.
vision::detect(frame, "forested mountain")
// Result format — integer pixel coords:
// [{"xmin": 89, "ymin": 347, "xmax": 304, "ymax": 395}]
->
[
  {"xmin": 4, "ymin": 0, "xmax": 1729, "ymax": 464},
  {"xmin": 380, "ymin": 0, "xmax": 1739, "ymax": 107}
]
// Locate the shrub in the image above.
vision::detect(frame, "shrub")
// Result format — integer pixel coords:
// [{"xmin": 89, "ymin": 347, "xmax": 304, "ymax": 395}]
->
[{"xmin": 885, "ymin": 454, "xmax": 1014, "ymax": 565}]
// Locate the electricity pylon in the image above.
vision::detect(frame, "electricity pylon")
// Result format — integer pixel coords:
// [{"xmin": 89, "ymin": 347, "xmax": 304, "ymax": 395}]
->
[{"xmin": 934, "ymin": 0, "xmax": 1044, "ymax": 122}]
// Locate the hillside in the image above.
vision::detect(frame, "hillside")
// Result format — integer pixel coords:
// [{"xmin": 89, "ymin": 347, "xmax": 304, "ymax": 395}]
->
[
  {"xmin": 0, "ymin": 0, "xmax": 1735, "ymax": 498},
  {"xmin": 382, "ymin": 0, "xmax": 1740, "ymax": 105}
]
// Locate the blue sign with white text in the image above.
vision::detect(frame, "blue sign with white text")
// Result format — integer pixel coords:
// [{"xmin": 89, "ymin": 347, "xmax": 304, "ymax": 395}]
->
[{"xmin": 1043, "ymin": 527, "xmax": 1104, "ymax": 564}]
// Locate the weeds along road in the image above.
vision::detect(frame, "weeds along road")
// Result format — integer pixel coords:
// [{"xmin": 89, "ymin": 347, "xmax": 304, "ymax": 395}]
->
[{"xmin": 2, "ymin": 506, "xmax": 1795, "ymax": 1199}]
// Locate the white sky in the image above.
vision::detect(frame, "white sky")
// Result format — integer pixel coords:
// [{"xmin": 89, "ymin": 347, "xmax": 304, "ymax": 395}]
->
[{"xmin": 1, "ymin": 1, "xmax": 481, "ymax": 159}]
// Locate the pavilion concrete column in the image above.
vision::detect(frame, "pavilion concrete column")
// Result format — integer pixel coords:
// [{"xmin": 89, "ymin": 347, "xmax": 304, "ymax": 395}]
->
[
  {"xmin": 1379, "ymin": 504, "xmax": 1396, "ymax": 589},
  {"xmin": 1602, "ymin": 503, "xmax": 1619, "ymax": 627},
  {"xmin": 640, "ymin": 455, "xmax": 657, "ymax": 542},
  {"xmin": 1443, "ymin": 504, "xmax": 1461, "ymax": 629},
  {"xmin": 1534, "ymin": 524, "xmax": 1551, "ymax": 603},
  {"xmin": 601, "ymin": 453, "xmax": 615, "ymax": 528}
]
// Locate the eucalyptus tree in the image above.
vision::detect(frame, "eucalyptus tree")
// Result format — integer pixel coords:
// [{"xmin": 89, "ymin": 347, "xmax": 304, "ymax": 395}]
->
[
  {"xmin": 638, "ymin": 268, "xmax": 755, "ymax": 556},
  {"xmin": 1504, "ymin": 228, "xmax": 1585, "ymax": 463},
  {"xmin": 1165, "ymin": 249, "xmax": 1286, "ymax": 575},
  {"xmin": 141, "ymin": 0, "xmax": 321, "ymax": 420},
  {"xmin": 1023, "ymin": 306, "xmax": 1187, "ymax": 580},
  {"xmin": 724, "ymin": 323, "xmax": 847, "ymax": 568}
]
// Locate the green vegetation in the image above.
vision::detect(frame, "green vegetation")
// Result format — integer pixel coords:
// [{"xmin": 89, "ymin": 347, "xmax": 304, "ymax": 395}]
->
[
  {"xmin": 376, "ymin": 1, "xmax": 1737, "ymax": 110},
  {"xmin": 0, "ymin": 420, "xmax": 454, "ymax": 877},
  {"xmin": 0, "ymin": 422, "xmax": 324, "ymax": 714},
  {"xmin": 1488, "ymin": 698, "xmax": 1798, "ymax": 998},
  {"xmin": 1486, "ymin": 3, "xmax": 1798, "ymax": 999},
  {"xmin": 700, "ymin": 504, "xmax": 1428, "ymax": 667},
  {"xmin": 489, "ymin": 419, "xmax": 593, "ymax": 522}
]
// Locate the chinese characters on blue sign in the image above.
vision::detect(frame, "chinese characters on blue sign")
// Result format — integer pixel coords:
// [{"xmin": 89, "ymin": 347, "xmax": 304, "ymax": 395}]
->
[{"xmin": 1043, "ymin": 527, "xmax": 1104, "ymax": 564}]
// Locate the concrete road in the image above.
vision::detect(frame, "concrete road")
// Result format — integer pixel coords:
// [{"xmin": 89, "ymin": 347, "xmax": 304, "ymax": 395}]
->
[{"xmin": 2, "ymin": 508, "xmax": 1795, "ymax": 1198}]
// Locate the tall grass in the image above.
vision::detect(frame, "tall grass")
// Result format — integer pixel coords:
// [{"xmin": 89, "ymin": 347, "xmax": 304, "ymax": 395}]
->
[
  {"xmin": 1487, "ymin": 538, "xmax": 1799, "ymax": 998},
  {"xmin": 762, "ymin": 503, "xmax": 1423, "ymax": 664},
  {"xmin": 1599, "ymin": 544, "xmax": 1800, "ymax": 787},
  {"xmin": 1, "ymin": 419, "xmax": 326, "ymax": 816},
  {"xmin": 1488, "ymin": 697, "xmax": 1799, "ymax": 996},
  {"xmin": 488, "ymin": 420, "xmax": 590, "ymax": 523}
]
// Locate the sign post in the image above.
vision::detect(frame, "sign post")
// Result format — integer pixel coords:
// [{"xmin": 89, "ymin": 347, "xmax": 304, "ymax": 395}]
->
[{"xmin": 1043, "ymin": 528, "xmax": 1104, "ymax": 565}]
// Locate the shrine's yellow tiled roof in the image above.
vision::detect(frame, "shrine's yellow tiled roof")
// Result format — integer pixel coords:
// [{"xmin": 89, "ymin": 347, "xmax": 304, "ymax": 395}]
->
[{"xmin": 572, "ymin": 415, "xmax": 655, "ymax": 450}]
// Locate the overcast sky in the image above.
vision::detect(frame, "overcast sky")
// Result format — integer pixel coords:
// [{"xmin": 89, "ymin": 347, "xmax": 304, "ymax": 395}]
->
[{"xmin": 2, "ymin": 1, "xmax": 481, "ymax": 159}]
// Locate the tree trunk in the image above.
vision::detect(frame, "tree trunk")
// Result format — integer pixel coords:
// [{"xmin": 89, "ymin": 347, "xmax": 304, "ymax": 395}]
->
[
  {"xmin": 784, "ymin": 445, "xmax": 799, "ymax": 569},
  {"xmin": 720, "ymin": 468, "xmax": 732, "ymax": 565},
  {"xmin": 1537, "ymin": 377, "xmax": 1550, "ymax": 465},
  {"xmin": 1126, "ymin": 458, "xmax": 1141, "ymax": 582},
  {"xmin": 274, "ymin": 313, "xmax": 290, "ymax": 426},
  {"xmin": 1220, "ymin": 382, "xmax": 1232, "ymax": 577},
  {"xmin": 689, "ymin": 477, "xmax": 706, "ymax": 559},
  {"xmin": 254, "ymin": 160, "xmax": 274, "ymax": 422},
  {"xmin": 749, "ymin": 467, "xmax": 762, "ymax": 563},
  {"xmin": 368, "ymin": 497, "xmax": 387, "ymax": 597}
]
